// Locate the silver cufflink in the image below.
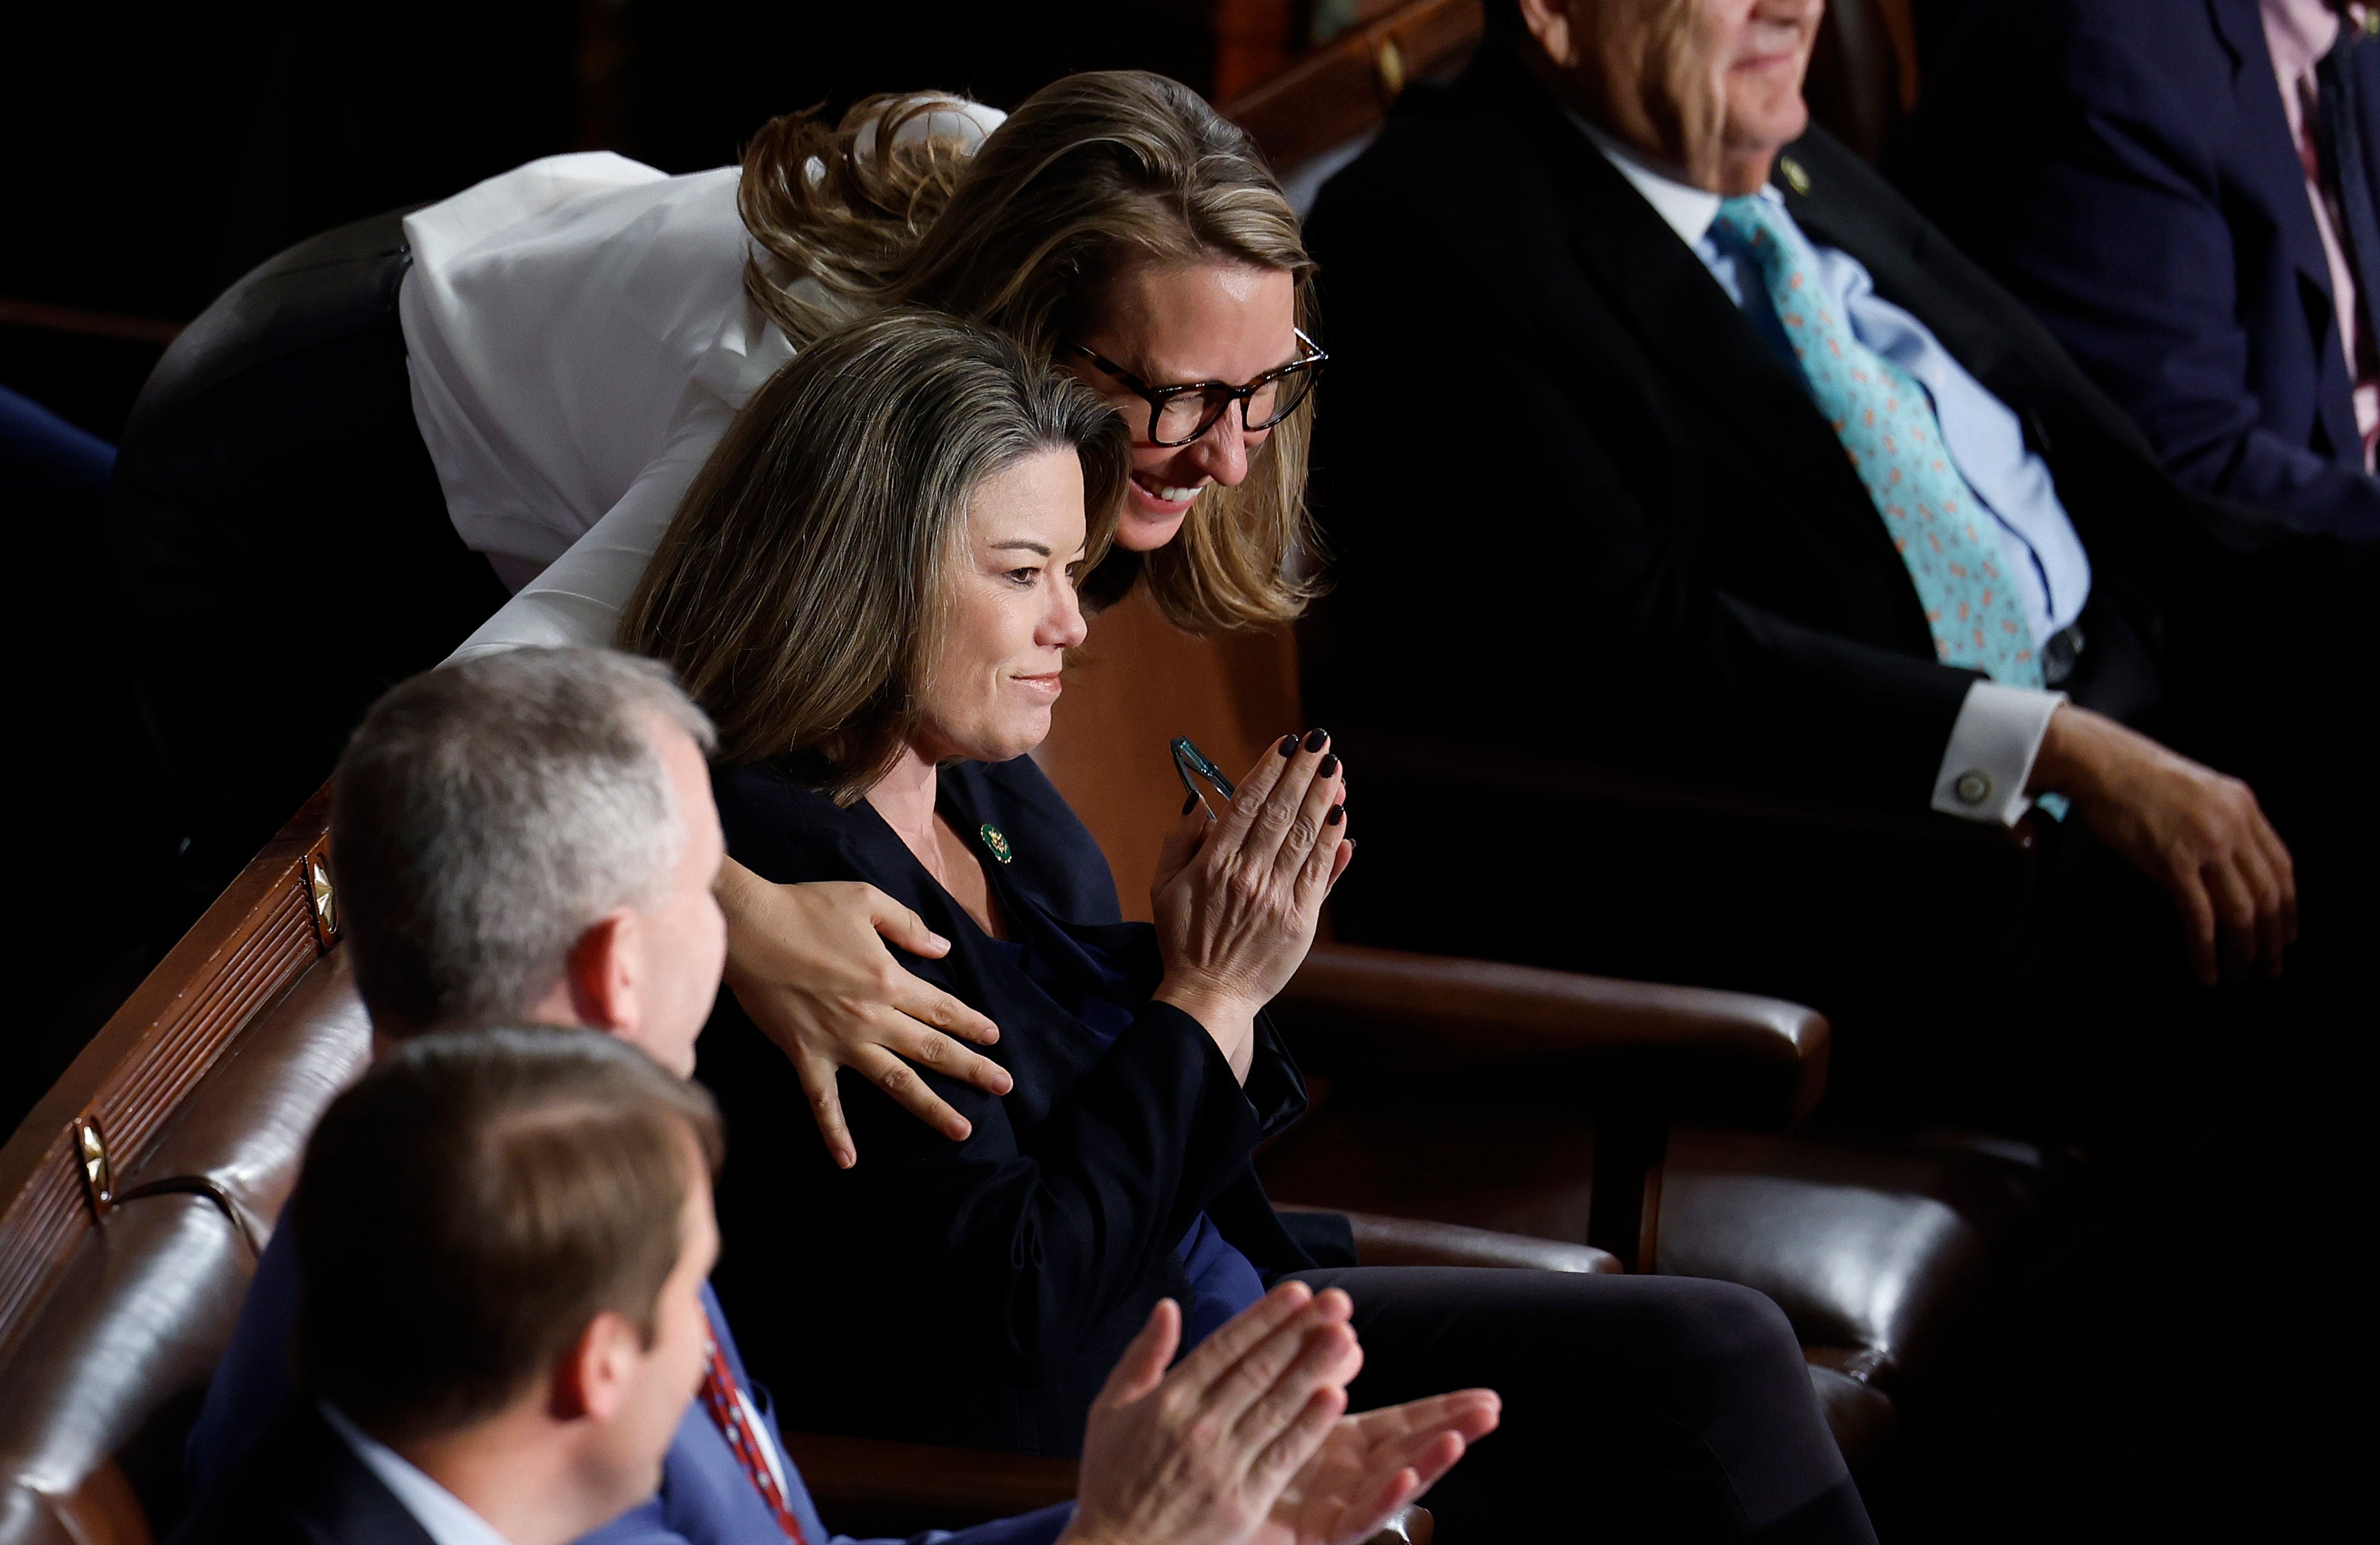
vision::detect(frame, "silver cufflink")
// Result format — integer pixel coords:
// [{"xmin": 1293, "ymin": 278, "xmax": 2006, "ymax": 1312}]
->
[{"xmin": 1954, "ymin": 770, "xmax": 1992, "ymax": 805}]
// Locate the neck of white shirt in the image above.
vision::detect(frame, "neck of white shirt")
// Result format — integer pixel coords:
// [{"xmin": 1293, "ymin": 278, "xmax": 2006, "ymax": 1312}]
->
[{"xmin": 1568, "ymin": 112, "xmax": 1726, "ymax": 246}]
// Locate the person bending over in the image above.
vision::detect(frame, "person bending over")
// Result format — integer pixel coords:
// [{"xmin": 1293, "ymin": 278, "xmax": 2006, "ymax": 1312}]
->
[
  {"xmin": 178, "ymin": 1027, "xmax": 1439, "ymax": 1545},
  {"xmin": 184, "ymin": 647, "xmax": 1493, "ymax": 1545},
  {"xmin": 626, "ymin": 308, "xmax": 1873, "ymax": 1544},
  {"xmin": 112, "ymin": 69, "xmax": 1335, "ymax": 1178}
]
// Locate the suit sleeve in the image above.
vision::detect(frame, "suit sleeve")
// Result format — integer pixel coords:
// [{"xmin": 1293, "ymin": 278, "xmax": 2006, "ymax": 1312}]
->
[
  {"xmin": 1963, "ymin": 29, "xmax": 2380, "ymax": 539},
  {"xmin": 1307, "ymin": 176, "xmax": 1977, "ymax": 809}
]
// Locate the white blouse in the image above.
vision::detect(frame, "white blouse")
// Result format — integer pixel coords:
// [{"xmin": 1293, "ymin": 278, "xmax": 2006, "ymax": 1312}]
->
[{"xmin": 409, "ymin": 103, "xmax": 1005, "ymax": 662}]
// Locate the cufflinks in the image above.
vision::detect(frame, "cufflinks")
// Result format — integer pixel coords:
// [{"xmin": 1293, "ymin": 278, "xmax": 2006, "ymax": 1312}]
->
[{"xmin": 1953, "ymin": 770, "xmax": 1993, "ymax": 806}]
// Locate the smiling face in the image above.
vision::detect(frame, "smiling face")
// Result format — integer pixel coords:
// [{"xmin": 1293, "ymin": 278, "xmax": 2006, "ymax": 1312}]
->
[
  {"xmin": 912, "ymin": 447, "xmax": 1092, "ymax": 765},
  {"xmin": 1066, "ymin": 260, "xmax": 1300, "ymax": 552}
]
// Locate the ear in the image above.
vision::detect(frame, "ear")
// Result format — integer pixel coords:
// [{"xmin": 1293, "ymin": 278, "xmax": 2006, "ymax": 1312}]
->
[
  {"xmin": 1515, "ymin": 0, "xmax": 1580, "ymax": 67},
  {"xmin": 549, "ymin": 1311, "xmax": 640, "ymax": 1425},
  {"xmin": 563, "ymin": 908, "xmax": 643, "ymax": 1034}
]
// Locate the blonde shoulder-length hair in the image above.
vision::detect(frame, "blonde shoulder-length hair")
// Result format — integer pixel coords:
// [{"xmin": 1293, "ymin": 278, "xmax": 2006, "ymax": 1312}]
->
[
  {"xmin": 620, "ymin": 310, "xmax": 1130, "ymax": 803},
  {"xmin": 736, "ymin": 70, "xmax": 1319, "ymax": 633}
]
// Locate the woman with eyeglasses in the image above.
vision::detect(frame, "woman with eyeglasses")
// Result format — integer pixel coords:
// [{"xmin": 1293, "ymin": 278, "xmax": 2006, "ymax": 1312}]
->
[
  {"xmin": 114, "ymin": 71, "xmax": 1326, "ymax": 1167},
  {"xmin": 628, "ymin": 307, "xmax": 1874, "ymax": 1545}
]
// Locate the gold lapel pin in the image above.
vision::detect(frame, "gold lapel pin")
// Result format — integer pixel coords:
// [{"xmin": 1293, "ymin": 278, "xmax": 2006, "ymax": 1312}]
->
[
  {"xmin": 979, "ymin": 823, "xmax": 1014, "ymax": 864},
  {"xmin": 1779, "ymin": 156, "xmax": 1812, "ymax": 196}
]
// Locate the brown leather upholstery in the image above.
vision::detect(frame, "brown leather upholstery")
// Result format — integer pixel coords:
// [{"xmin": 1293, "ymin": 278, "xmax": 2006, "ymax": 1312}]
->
[{"xmin": 1284, "ymin": 1204, "xmax": 1620, "ymax": 1275}]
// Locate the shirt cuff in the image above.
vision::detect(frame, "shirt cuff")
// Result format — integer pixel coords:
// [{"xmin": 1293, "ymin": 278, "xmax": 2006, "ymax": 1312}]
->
[{"xmin": 1930, "ymin": 681, "xmax": 2065, "ymax": 826}]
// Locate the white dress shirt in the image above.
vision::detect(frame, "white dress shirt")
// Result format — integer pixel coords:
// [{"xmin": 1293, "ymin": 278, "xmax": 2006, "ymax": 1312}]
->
[
  {"xmin": 320, "ymin": 1402, "xmax": 516, "ymax": 1545},
  {"xmin": 407, "ymin": 101, "xmax": 1005, "ymax": 663},
  {"xmin": 1578, "ymin": 122, "xmax": 2077, "ymax": 825}
]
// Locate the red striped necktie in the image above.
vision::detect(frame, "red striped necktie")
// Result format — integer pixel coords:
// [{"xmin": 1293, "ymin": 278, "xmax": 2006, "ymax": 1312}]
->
[{"xmin": 697, "ymin": 1337, "xmax": 807, "ymax": 1542}]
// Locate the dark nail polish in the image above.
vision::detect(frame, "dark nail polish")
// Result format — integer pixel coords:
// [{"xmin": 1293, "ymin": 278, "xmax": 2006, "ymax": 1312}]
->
[
  {"xmin": 1279, "ymin": 733, "xmax": 1297, "ymax": 757},
  {"xmin": 1326, "ymin": 803, "xmax": 1345, "ymax": 826},
  {"xmin": 1303, "ymin": 728, "xmax": 1328, "ymax": 753},
  {"xmin": 1319, "ymin": 754, "xmax": 1339, "ymax": 778},
  {"xmin": 1183, "ymin": 793, "xmax": 1200, "ymax": 815}
]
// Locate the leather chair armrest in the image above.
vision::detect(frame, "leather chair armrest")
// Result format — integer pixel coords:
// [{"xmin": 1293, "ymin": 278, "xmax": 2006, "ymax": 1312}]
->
[
  {"xmin": 1288, "ymin": 1204, "xmax": 1619, "ymax": 1274},
  {"xmin": 780, "ymin": 1431, "xmax": 1430, "ymax": 1544},
  {"xmin": 1279, "ymin": 942, "xmax": 1828, "ymax": 1129}
]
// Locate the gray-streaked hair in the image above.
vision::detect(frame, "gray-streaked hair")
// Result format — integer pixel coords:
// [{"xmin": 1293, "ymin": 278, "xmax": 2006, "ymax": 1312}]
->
[
  {"xmin": 332, "ymin": 647, "xmax": 718, "ymax": 1037},
  {"xmin": 621, "ymin": 308, "xmax": 1128, "ymax": 803}
]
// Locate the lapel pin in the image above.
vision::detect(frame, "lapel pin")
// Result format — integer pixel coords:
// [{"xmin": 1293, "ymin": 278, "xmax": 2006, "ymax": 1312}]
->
[
  {"xmin": 979, "ymin": 823, "xmax": 1014, "ymax": 864},
  {"xmin": 1779, "ymin": 155, "xmax": 1812, "ymax": 196}
]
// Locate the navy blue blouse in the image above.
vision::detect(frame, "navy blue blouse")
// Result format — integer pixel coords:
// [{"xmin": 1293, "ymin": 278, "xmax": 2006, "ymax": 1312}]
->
[{"xmin": 977, "ymin": 874, "xmax": 1266, "ymax": 1348}]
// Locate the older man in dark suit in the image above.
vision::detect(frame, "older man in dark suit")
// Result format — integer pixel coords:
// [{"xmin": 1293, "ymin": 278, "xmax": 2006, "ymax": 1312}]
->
[
  {"xmin": 1905, "ymin": 0, "xmax": 2380, "ymax": 542},
  {"xmin": 1307, "ymin": 4, "xmax": 2369, "ymax": 1527},
  {"xmin": 1305, "ymin": 0, "xmax": 2372, "ymax": 1080}
]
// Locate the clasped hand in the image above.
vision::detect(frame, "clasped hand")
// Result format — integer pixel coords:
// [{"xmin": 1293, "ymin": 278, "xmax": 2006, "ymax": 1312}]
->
[
  {"xmin": 1150, "ymin": 730, "xmax": 1353, "ymax": 1075},
  {"xmin": 1062, "ymin": 1282, "xmax": 1498, "ymax": 1545}
]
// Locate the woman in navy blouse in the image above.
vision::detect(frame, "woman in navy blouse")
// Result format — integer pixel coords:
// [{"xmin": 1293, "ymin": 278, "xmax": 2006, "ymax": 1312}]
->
[{"xmin": 627, "ymin": 310, "xmax": 1875, "ymax": 1544}]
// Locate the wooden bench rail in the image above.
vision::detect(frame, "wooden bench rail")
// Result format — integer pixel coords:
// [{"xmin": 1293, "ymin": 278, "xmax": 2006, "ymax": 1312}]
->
[{"xmin": 0, "ymin": 787, "xmax": 334, "ymax": 1367}]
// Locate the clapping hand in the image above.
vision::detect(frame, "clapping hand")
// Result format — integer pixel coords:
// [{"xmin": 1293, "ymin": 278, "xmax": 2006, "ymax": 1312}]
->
[
  {"xmin": 1061, "ymin": 1282, "xmax": 1494, "ymax": 1545},
  {"xmin": 1151, "ymin": 731, "xmax": 1352, "ymax": 1075}
]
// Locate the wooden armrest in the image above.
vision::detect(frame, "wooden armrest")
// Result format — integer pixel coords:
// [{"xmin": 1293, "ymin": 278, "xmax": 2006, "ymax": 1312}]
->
[
  {"xmin": 1279, "ymin": 942, "xmax": 1828, "ymax": 1129},
  {"xmin": 783, "ymin": 1428, "xmax": 1431, "ymax": 1542}
]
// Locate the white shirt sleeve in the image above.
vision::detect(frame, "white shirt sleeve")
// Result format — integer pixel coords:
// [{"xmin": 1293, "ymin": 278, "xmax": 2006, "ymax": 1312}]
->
[
  {"xmin": 1930, "ymin": 680, "xmax": 2065, "ymax": 825},
  {"xmin": 445, "ymin": 407, "xmax": 731, "ymax": 662}
]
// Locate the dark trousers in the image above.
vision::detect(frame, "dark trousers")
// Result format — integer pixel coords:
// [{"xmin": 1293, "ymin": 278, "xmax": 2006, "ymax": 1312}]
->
[
  {"xmin": 109, "ymin": 210, "xmax": 507, "ymax": 893},
  {"xmin": 1287, "ymin": 1266, "xmax": 1874, "ymax": 1544}
]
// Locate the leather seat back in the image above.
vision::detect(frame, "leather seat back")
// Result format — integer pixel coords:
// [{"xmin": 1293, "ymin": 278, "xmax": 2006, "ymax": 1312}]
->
[{"xmin": 0, "ymin": 791, "xmax": 364, "ymax": 1545}]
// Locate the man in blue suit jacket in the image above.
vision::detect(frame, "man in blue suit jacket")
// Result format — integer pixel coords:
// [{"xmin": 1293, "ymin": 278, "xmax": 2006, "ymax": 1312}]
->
[
  {"xmin": 1905, "ymin": 0, "xmax": 2380, "ymax": 540},
  {"xmin": 183, "ymin": 648, "xmax": 1490, "ymax": 1545}
]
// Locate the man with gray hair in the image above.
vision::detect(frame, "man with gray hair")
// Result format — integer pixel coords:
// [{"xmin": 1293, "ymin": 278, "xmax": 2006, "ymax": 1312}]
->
[
  {"xmin": 183, "ymin": 647, "xmax": 1492, "ymax": 1545},
  {"xmin": 329, "ymin": 647, "xmax": 726, "ymax": 1070}
]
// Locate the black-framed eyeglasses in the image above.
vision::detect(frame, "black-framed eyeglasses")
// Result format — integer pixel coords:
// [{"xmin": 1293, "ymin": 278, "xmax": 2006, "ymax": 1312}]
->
[
  {"xmin": 1074, "ymin": 329, "xmax": 1328, "ymax": 448},
  {"xmin": 1171, "ymin": 735, "xmax": 1236, "ymax": 820}
]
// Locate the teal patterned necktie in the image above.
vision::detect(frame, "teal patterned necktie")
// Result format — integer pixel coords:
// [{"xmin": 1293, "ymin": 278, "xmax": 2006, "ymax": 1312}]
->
[{"xmin": 1711, "ymin": 195, "xmax": 2044, "ymax": 688}]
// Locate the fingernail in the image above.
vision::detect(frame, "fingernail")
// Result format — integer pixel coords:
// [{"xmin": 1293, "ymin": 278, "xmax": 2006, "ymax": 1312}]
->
[
  {"xmin": 1326, "ymin": 803, "xmax": 1345, "ymax": 826},
  {"xmin": 1319, "ymin": 753, "xmax": 1339, "ymax": 778},
  {"xmin": 1279, "ymin": 733, "xmax": 1298, "ymax": 757},
  {"xmin": 1303, "ymin": 728, "xmax": 1328, "ymax": 752},
  {"xmin": 1183, "ymin": 792, "xmax": 1200, "ymax": 815},
  {"xmin": 927, "ymin": 932, "xmax": 950, "ymax": 952}
]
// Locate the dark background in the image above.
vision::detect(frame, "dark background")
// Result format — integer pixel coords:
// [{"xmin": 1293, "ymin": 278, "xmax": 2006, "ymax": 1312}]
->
[{"xmin": 1, "ymin": 0, "xmax": 1224, "ymax": 441}]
